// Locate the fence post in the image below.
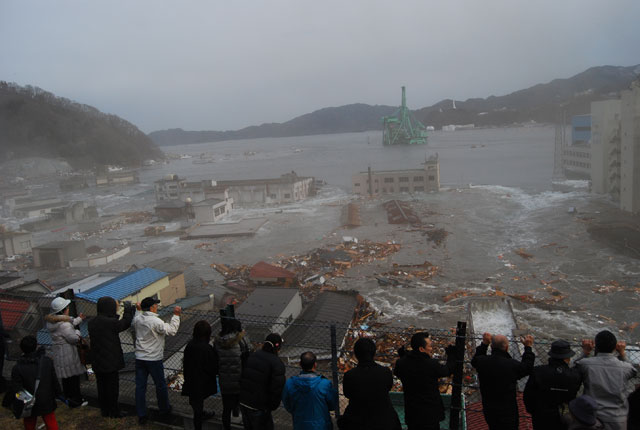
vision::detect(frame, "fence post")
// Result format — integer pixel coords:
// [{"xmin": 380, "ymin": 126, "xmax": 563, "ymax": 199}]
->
[
  {"xmin": 449, "ymin": 321, "xmax": 467, "ymax": 430},
  {"xmin": 330, "ymin": 324, "xmax": 341, "ymax": 419}
]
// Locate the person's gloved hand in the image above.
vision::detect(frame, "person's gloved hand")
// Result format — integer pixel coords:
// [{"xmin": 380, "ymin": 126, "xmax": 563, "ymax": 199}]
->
[
  {"xmin": 444, "ymin": 344, "xmax": 457, "ymax": 357},
  {"xmin": 398, "ymin": 345, "xmax": 407, "ymax": 358}
]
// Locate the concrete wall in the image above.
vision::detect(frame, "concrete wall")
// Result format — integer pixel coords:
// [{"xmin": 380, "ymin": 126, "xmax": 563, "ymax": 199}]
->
[
  {"xmin": 590, "ymin": 100, "xmax": 621, "ymax": 195},
  {"xmin": 227, "ymin": 178, "xmax": 313, "ymax": 205},
  {"xmin": 69, "ymin": 247, "xmax": 131, "ymax": 268},
  {"xmin": 621, "ymin": 83, "xmax": 640, "ymax": 213},
  {"xmin": 121, "ymin": 276, "xmax": 171, "ymax": 305},
  {"xmin": 0, "ymin": 233, "xmax": 32, "ymax": 256},
  {"xmin": 160, "ymin": 273, "xmax": 187, "ymax": 306},
  {"xmin": 270, "ymin": 292, "xmax": 302, "ymax": 335}
]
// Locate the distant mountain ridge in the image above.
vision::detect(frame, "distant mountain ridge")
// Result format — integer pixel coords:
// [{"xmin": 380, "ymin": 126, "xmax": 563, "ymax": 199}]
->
[
  {"xmin": 150, "ymin": 64, "xmax": 640, "ymax": 146},
  {"xmin": 0, "ymin": 82, "xmax": 163, "ymax": 168}
]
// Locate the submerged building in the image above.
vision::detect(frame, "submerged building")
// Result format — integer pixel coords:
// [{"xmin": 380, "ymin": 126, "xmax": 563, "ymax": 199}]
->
[{"xmin": 351, "ymin": 155, "xmax": 440, "ymax": 196}]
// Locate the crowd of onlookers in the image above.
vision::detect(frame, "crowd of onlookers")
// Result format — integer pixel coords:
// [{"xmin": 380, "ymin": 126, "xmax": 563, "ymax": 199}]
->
[{"xmin": 2, "ymin": 295, "xmax": 640, "ymax": 430}]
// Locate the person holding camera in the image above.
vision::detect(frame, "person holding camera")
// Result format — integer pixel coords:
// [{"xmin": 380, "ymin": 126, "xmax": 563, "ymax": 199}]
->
[
  {"xmin": 88, "ymin": 296, "xmax": 135, "ymax": 418},
  {"xmin": 393, "ymin": 332, "xmax": 457, "ymax": 430}
]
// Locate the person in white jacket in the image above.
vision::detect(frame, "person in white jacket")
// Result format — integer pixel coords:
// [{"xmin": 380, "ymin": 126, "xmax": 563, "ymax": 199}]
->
[
  {"xmin": 132, "ymin": 297, "xmax": 181, "ymax": 425},
  {"xmin": 45, "ymin": 296, "xmax": 87, "ymax": 408}
]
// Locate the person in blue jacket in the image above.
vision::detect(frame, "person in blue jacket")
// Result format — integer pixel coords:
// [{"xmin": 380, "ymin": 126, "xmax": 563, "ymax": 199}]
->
[{"xmin": 282, "ymin": 351, "xmax": 339, "ymax": 430}]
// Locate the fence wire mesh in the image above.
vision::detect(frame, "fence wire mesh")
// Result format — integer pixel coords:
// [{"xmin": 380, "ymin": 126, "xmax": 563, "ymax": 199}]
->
[{"xmin": 1, "ymin": 290, "xmax": 639, "ymax": 430}]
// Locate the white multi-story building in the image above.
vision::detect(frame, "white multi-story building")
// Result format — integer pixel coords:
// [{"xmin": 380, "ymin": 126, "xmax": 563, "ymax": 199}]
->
[{"xmin": 590, "ymin": 79, "xmax": 640, "ymax": 214}]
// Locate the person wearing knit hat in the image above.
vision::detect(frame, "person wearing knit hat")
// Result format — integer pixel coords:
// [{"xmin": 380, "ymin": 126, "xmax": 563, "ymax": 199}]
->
[
  {"xmin": 575, "ymin": 331, "xmax": 637, "ymax": 430},
  {"xmin": 562, "ymin": 395, "xmax": 604, "ymax": 430}
]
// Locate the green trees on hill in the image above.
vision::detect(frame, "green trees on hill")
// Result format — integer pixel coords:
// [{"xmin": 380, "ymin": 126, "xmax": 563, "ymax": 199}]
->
[{"xmin": 0, "ymin": 82, "xmax": 163, "ymax": 168}]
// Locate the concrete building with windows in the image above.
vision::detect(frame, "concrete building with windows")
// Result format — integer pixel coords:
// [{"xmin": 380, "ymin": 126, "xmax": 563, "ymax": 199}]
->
[
  {"xmin": 351, "ymin": 155, "xmax": 440, "ymax": 196},
  {"xmin": 236, "ymin": 287, "xmax": 302, "ymax": 341},
  {"xmin": 218, "ymin": 172, "xmax": 315, "ymax": 205},
  {"xmin": 590, "ymin": 79, "xmax": 640, "ymax": 213},
  {"xmin": 559, "ymin": 114, "xmax": 592, "ymax": 178},
  {"xmin": 192, "ymin": 198, "xmax": 230, "ymax": 223},
  {"xmin": 0, "ymin": 231, "xmax": 33, "ymax": 257}
]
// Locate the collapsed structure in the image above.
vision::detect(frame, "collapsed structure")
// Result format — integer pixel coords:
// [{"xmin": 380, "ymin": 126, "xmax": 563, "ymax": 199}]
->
[{"xmin": 351, "ymin": 155, "xmax": 440, "ymax": 196}]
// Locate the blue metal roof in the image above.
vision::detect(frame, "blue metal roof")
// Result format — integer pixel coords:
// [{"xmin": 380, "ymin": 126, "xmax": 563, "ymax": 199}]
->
[{"xmin": 76, "ymin": 268, "xmax": 168, "ymax": 303}]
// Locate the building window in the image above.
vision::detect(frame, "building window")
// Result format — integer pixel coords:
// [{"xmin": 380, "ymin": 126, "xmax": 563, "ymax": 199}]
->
[
  {"xmin": 354, "ymin": 183, "xmax": 360, "ymax": 187},
  {"xmin": 400, "ymin": 187, "xmax": 409, "ymax": 192},
  {"xmin": 270, "ymin": 194, "xmax": 276, "ymax": 199},
  {"xmin": 428, "ymin": 176, "xmax": 435, "ymax": 181},
  {"xmin": 382, "ymin": 188, "xmax": 387, "ymax": 193},
  {"xmin": 413, "ymin": 176, "xmax": 424, "ymax": 182},
  {"xmin": 399, "ymin": 177, "xmax": 409, "ymax": 183},
  {"xmin": 414, "ymin": 186, "xmax": 424, "ymax": 192},
  {"xmin": 284, "ymin": 193, "xmax": 291, "ymax": 199},
  {"xmin": 384, "ymin": 177, "xmax": 394, "ymax": 183},
  {"xmin": 389, "ymin": 187, "xmax": 394, "ymax": 192}
]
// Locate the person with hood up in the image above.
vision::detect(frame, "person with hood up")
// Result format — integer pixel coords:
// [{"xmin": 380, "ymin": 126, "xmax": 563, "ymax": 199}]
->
[
  {"xmin": 182, "ymin": 320, "xmax": 219, "ymax": 430},
  {"xmin": 338, "ymin": 337, "xmax": 401, "ymax": 430},
  {"xmin": 282, "ymin": 351, "xmax": 338, "ymax": 430},
  {"xmin": 88, "ymin": 296, "xmax": 135, "ymax": 418},
  {"xmin": 214, "ymin": 317, "xmax": 252, "ymax": 430},
  {"xmin": 524, "ymin": 339, "xmax": 582, "ymax": 430},
  {"xmin": 239, "ymin": 333, "xmax": 286, "ymax": 430},
  {"xmin": 5, "ymin": 335, "xmax": 62, "ymax": 430},
  {"xmin": 44, "ymin": 296, "xmax": 87, "ymax": 408}
]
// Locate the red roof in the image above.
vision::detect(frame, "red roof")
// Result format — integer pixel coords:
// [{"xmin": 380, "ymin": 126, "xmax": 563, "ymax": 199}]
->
[
  {"xmin": 465, "ymin": 392, "xmax": 533, "ymax": 430},
  {"xmin": 0, "ymin": 299, "xmax": 31, "ymax": 330},
  {"xmin": 249, "ymin": 261, "xmax": 296, "ymax": 280}
]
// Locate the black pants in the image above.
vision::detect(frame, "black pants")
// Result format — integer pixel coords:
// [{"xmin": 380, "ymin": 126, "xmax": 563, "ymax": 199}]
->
[
  {"xmin": 483, "ymin": 409, "xmax": 518, "ymax": 430},
  {"xmin": 189, "ymin": 396, "xmax": 205, "ymax": 430},
  {"xmin": 62, "ymin": 375, "xmax": 82, "ymax": 405},
  {"xmin": 95, "ymin": 371, "xmax": 120, "ymax": 417},
  {"xmin": 240, "ymin": 405, "xmax": 273, "ymax": 430},
  {"xmin": 222, "ymin": 393, "xmax": 240, "ymax": 430}
]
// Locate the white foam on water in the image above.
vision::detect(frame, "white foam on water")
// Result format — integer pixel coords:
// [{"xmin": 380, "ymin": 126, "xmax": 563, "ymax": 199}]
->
[
  {"xmin": 471, "ymin": 307, "xmax": 517, "ymax": 335},
  {"xmin": 552, "ymin": 179, "xmax": 590, "ymax": 189},
  {"xmin": 472, "ymin": 185, "xmax": 588, "ymax": 212},
  {"xmin": 515, "ymin": 308, "xmax": 609, "ymax": 338}
]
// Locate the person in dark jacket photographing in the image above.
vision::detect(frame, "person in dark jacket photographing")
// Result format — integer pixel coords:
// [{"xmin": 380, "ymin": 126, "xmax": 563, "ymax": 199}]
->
[
  {"xmin": 524, "ymin": 339, "xmax": 582, "ymax": 430},
  {"xmin": 394, "ymin": 332, "xmax": 456, "ymax": 430},
  {"xmin": 239, "ymin": 333, "xmax": 285, "ymax": 430},
  {"xmin": 88, "ymin": 297, "xmax": 134, "ymax": 418}
]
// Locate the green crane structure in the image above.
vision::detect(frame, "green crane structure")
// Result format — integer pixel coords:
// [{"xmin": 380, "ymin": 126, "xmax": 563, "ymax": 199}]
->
[{"xmin": 382, "ymin": 86, "xmax": 428, "ymax": 146}]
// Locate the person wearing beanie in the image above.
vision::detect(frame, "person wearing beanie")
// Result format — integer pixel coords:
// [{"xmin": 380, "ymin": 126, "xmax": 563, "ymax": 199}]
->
[
  {"xmin": 338, "ymin": 337, "xmax": 401, "ymax": 430},
  {"xmin": 562, "ymin": 395, "xmax": 604, "ymax": 430},
  {"xmin": 88, "ymin": 297, "xmax": 135, "ymax": 418},
  {"xmin": 524, "ymin": 339, "xmax": 582, "ymax": 430},
  {"xmin": 239, "ymin": 333, "xmax": 286, "ymax": 430},
  {"xmin": 575, "ymin": 330, "xmax": 637, "ymax": 430}
]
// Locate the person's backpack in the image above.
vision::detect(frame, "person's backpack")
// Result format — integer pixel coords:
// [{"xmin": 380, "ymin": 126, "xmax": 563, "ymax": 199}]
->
[{"xmin": 12, "ymin": 358, "xmax": 43, "ymax": 419}]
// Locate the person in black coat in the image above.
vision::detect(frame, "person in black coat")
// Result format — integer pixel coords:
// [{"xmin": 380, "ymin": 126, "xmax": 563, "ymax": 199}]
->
[
  {"xmin": 524, "ymin": 339, "xmax": 582, "ymax": 430},
  {"xmin": 394, "ymin": 332, "xmax": 456, "ymax": 430},
  {"xmin": 182, "ymin": 320, "xmax": 219, "ymax": 430},
  {"xmin": 471, "ymin": 332, "xmax": 535, "ymax": 430},
  {"xmin": 88, "ymin": 296, "xmax": 134, "ymax": 418},
  {"xmin": 339, "ymin": 337, "xmax": 401, "ymax": 430},
  {"xmin": 239, "ymin": 333, "xmax": 285, "ymax": 430},
  {"xmin": 5, "ymin": 336, "xmax": 62, "ymax": 430}
]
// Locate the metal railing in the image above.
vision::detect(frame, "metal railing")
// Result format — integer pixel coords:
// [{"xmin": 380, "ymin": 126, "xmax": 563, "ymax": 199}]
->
[{"xmin": 1, "ymin": 290, "xmax": 639, "ymax": 429}]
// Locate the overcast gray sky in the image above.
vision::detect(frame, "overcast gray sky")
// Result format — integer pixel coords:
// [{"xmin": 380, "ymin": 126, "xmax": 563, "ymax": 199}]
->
[{"xmin": 1, "ymin": 1, "xmax": 639, "ymax": 133}]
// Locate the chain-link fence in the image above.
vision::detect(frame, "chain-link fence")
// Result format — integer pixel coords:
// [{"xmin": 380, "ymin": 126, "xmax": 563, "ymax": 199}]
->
[{"xmin": 1, "ymin": 290, "xmax": 639, "ymax": 429}]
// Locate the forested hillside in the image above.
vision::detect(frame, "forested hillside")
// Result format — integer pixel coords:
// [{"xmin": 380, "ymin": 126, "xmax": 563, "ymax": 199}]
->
[{"xmin": 0, "ymin": 82, "xmax": 163, "ymax": 167}]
